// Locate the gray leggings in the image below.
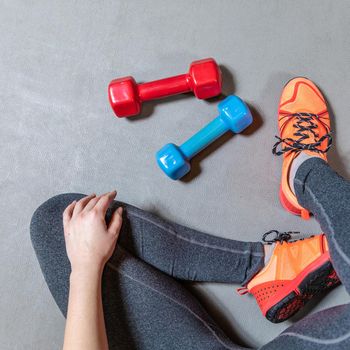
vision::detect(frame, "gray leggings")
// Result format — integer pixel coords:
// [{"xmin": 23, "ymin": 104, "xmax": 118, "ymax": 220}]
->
[{"xmin": 30, "ymin": 158, "xmax": 350, "ymax": 349}]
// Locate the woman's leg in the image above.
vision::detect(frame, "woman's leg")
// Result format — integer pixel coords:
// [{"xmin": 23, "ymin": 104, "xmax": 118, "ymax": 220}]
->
[
  {"xmin": 34, "ymin": 193, "xmax": 264, "ymax": 286},
  {"xmin": 260, "ymin": 158, "xmax": 350, "ymax": 349},
  {"xmin": 30, "ymin": 193, "xmax": 250, "ymax": 350},
  {"xmin": 261, "ymin": 303, "xmax": 350, "ymax": 350},
  {"xmin": 294, "ymin": 157, "xmax": 350, "ymax": 292},
  {"xmin": 114, "ymin": 198, "xmax": 264, "ymax": 285}
]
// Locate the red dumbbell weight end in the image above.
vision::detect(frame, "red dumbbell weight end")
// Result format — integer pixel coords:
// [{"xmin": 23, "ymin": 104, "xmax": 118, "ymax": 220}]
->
[{"xmin": 108, "ymin": 58, "xmax": 222, "ymax": 118}]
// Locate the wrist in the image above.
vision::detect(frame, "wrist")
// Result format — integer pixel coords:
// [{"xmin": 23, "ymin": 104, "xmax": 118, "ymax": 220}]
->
[{"xmin": 70, "ymin": 264, "xmax": 104, "ymax": 283}]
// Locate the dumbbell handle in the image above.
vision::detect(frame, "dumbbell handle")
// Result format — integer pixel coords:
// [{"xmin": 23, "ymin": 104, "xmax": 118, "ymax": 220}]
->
[
  {"xmin": 180, "ymin": 116, "xmax": 228, "ymax": 159},
  {"xmin": 138, "ymin": 74, "xmax": 192, "ymax": 101}
]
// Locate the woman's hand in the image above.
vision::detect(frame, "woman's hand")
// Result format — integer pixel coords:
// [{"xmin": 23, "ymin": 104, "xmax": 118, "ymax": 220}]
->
[
  {"xmin": 63, "ymin": 191, "xmax": 121, "ymax": 350},
  {"xmin": 63, "ymin": 191, "xmax": 123, "ymax": 273}
]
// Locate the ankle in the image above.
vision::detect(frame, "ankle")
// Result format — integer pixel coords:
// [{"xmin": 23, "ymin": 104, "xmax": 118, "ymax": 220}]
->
[
  {"xmin": 289, "ymin": 152, "xmax": 322, "ymax": 194},
  {"xmin": 263, "ymin": 243, "xmax": 275, "ymax": 266}
]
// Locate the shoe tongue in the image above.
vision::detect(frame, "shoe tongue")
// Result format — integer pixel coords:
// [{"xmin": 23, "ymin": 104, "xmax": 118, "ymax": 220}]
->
[
  {"xmin": 293, "ymin": 113, "xmax": 318, "ymax": 143},
  {"xmin": 301, "ymin": 127, "xmax": 317, "ymax": 143}
]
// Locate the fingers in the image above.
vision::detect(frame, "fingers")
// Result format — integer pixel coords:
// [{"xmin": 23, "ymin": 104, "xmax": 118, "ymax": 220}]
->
[
  {"xmin": 83, "ymin": 194, "xmax": 102, "ymax": 212},
  {"xmin": 68, "ymin": 191, "xmax": 117, "ymax": 217},
  {"xmin": 72, "ymin": 194, "xmax": 96, "ymax": 217},
  {"xmin": 95, "ymin": 191, "xmax": 117, "ymax": 215},
  {"xmin": 63, "ymin": 200, "xmax": 77, "ymax": 228},
  {"xmin": 108, "ymin": 207, "xmax": 123, "ymax": 236},
  {"xmin": 83, "ymin": 190, "xmax": 117, "ymax": 212}
]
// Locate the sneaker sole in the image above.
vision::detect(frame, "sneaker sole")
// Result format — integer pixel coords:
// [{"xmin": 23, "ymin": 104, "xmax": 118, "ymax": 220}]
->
[
  {"xmin": 279, "ymin": 184, "xmax": 301, "ymax": 216},
  {"xmin": 265, "ymin": 259, "xmax": 340, "ymax": 323}
]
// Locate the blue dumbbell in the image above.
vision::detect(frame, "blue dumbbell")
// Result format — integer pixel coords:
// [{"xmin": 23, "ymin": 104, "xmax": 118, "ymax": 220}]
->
[{"xmin": 156, "ymin": 95, "xmax": 253, "ymax": 180}]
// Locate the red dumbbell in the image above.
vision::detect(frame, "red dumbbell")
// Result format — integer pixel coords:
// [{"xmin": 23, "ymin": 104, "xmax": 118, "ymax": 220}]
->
[{"xmin": 108, "ymin": 58, "xmax": 222, "ymax": 118}]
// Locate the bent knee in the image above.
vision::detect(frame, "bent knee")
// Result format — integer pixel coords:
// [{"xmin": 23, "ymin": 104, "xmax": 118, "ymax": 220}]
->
[{"xmin": 30, "ymin": 193, "xmax": 85, "ymax": 243}]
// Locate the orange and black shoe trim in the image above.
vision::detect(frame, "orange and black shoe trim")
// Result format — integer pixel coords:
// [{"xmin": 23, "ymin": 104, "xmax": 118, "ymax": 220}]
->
[
  {"xmin": 272, "ymin": 77, "xmax": 332, "ymax": 219},
  {"xmin": 238, "ymin": 231, "xmax": 340, "ymax": 323}
]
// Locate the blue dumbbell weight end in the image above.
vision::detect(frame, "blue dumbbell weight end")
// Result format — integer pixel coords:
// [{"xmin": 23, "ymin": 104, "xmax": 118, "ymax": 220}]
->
[{"xmin": 156, "ymin": 95, "xmax": 253, "ymax": 180}]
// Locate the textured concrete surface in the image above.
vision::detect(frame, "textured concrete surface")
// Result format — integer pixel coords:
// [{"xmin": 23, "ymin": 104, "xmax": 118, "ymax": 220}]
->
[{"xmin": 1, "ymin": 0, "xmax": 350, "ymax": 349}]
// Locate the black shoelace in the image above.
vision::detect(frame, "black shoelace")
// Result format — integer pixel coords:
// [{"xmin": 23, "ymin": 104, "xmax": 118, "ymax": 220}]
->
[
  {"xmin": 272, "ymin": 113, "xmax": 332, "ymax": 156},
  {"xmin": 262, "ymin": 230, "xmax": 300, "ymax": 244}
]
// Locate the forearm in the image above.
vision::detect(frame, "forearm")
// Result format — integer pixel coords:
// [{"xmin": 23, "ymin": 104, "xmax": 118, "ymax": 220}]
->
[{"xmin": 63, "ymin": 267, "xmax": 108, "ymax": 350}]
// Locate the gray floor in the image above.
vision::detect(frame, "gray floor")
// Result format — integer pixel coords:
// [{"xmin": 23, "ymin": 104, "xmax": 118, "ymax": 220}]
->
[{"xmin": 1, "ymin": 0, "xmax": 350, "ymax": 349}]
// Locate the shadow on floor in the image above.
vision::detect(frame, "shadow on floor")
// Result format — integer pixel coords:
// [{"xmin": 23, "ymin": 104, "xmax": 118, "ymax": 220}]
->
[{"xmin": 322, "ymin": 90, "xmax": 350, "ymax": 179}]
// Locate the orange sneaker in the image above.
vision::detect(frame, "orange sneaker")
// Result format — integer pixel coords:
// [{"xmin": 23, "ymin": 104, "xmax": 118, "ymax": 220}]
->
[
  {"xmin": 242, "ymin": 231, "xmax": 339, "ymax": 323},
  {"xmin": 272, "ymin": 77, "xmax": 332, "ymax": 219}
]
